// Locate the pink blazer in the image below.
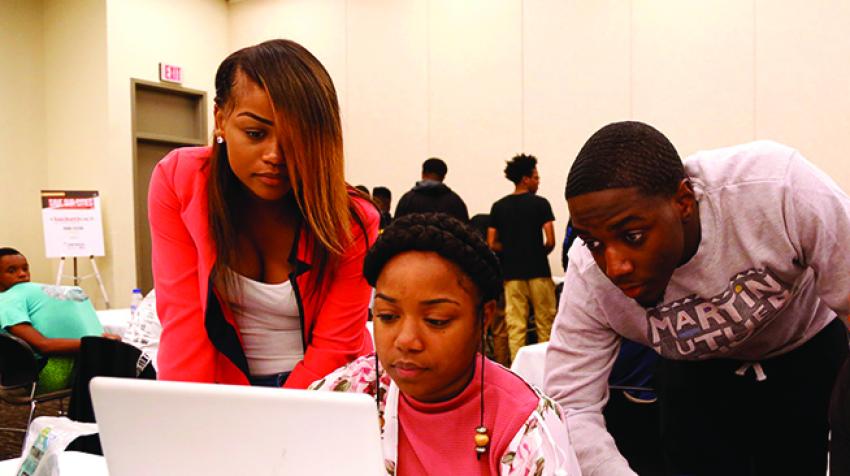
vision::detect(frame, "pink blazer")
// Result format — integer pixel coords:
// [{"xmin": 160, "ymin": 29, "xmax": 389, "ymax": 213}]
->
[{"xmin": 148, "ymin": 147, "xmax": 378, "ymax": 389}]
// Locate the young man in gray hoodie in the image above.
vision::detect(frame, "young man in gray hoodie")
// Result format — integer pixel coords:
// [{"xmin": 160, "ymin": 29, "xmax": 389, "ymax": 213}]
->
[{"xmin": 546, "ymin": 121, "xmax": 850, "ymax": 476}]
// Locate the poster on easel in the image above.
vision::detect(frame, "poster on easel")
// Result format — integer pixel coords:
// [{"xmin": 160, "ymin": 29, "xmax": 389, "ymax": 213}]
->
[{"xmin": 40, "ymin": 190, "xmax": 105, "ymax": 258}]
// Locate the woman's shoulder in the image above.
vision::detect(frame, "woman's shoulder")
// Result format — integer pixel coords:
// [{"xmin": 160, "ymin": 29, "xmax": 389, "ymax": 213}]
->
[
  {"xmin": 154, "ymin": 146, "xmax": 213, "ymax": 184},
  {"xmin": 485, "ymin": 359, "xmax": 549, "ymax": 408},
  {"xmin": 494, "ymin": 360, "xmax": 579, "ymax": 475},
  {"xmin": 308, "ymin": 353, "xmax": 389, "ymax": 396},
  {"xmin": 348, "ymin": 192, "xmax": 380, "ymax": 231}
]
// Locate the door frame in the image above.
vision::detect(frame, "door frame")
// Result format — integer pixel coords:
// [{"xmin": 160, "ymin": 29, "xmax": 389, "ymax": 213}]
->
[{"xmin": 130, "ymin": 78, "xmax": 207, "ymax": 292}]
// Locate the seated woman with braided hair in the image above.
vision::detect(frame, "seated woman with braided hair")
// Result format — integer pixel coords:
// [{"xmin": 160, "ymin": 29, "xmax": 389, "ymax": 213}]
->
[{"xmin": 309, "ymin": 213, "xmax": 581, "ymax": 475}]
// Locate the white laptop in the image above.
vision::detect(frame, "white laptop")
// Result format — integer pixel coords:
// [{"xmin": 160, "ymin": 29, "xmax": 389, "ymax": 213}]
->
[{"xmin": 90, "ymin": 377, "xmax": 385, "ymax": 476}]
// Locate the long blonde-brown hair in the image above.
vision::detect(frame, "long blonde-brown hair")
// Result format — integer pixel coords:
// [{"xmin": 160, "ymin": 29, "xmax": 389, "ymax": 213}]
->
[{"xmin": 208, "ymin": 39, "xmax": 354, "ymax": 293}]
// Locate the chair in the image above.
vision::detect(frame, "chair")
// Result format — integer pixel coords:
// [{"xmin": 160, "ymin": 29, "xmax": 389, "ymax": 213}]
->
[
  {"xmin": 0, "ymin": 332, "xmax": 72, "ymax": 450},
  {"xmin": 66, "ymin": 336, "xmax": 157, "ymax": 455}
]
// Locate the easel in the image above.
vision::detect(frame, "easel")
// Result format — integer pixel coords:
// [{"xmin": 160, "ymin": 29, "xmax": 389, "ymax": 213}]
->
[{"xmin": 55, "ymin": 255, "xmax": 111, "ymax": 309}]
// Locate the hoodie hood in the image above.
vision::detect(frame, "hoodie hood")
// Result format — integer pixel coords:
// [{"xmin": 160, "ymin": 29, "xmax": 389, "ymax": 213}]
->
[{"xmin": 412, "ymin": 179, "xmax": 452, "ymax": 196}]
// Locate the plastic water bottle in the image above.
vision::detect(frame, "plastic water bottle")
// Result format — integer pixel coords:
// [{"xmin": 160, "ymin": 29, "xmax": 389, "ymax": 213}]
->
[{"xmin": 130, "ymin": 288, "xmax": 143, "ymax": 320}]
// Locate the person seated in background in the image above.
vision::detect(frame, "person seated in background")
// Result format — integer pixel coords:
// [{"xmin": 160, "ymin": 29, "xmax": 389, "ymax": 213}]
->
[
  {"xmin": 0, "ymin": 247, "xmax": 118, "ymax": 392},
  {"xmin": 310, "ymin": 213, "xmax": 581, "ymax": 475},
  {"xmin": 372, "ymin": 186, "xmax": 393, "ymax": 230}
]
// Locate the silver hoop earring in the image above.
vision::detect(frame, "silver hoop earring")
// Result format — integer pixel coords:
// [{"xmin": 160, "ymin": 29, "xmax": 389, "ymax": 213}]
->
[{"xmin": 216, "ymin": 136, "xmax": 224, "ymax": 144}]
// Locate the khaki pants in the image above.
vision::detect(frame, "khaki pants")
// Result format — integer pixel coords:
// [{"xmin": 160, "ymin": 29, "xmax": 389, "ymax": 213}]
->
[
  {"xmin": 488, "ymin": 301, "xmax": 511, "ymax": 366},
  {"xmin": 504, "ymin": 277, "xmax": 556, "ymax": 360}
]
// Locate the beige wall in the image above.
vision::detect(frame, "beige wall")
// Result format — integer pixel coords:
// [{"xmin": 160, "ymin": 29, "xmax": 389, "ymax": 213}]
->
[
  {"xmin": 105, "ymin": 0, "xmax": 228, "ymax": 306},
  {"xmin": 755, "ymin": 1, "xmax": 850, "ymax": 189},
  {"xmin": 0, "ymin": 0, "xmax": 48, "ymax": 280},
  {"xmin": 0, "ymin": 0, "xmax": 50, "ymax": 283},
  {"xmin": 229, "ymin": 0, "xmax": 850, "ymax": 275},
  {"xmin": 6, "ymin": 0, "xmax": 850, "ymax": 300},
  {"xmin": 2, "ymin": 0, "xmax": 227, "ymax": 308},
  {"xmin": 42, "ymin": 0, "xmax": 110, "ymax": 306}
]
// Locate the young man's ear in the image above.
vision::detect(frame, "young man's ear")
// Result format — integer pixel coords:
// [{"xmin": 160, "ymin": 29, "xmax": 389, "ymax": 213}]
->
[{"xmin": 674, "ymin": 179, "xmax": 697, "ymax": 222}]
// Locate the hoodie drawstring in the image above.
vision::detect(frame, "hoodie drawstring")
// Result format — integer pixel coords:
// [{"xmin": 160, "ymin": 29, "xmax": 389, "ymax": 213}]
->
[{"xmin": 735, "ymin": 362, "xmax": 767, "ymax": 382}]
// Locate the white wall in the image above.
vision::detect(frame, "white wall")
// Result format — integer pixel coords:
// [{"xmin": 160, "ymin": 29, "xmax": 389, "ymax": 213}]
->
[
  {"xmin": 0, "ymin": 0, "xmax": 50, "ymax": 283},
  {"xmin": 230, "ymin": 0, "xmax": 850, "ymax": 275}
]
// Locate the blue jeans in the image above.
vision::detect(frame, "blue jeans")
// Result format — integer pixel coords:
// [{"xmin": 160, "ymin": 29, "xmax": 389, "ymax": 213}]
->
[{"xmin": 248, "ymin": 371, "xmax": 291, "ymax": 387}]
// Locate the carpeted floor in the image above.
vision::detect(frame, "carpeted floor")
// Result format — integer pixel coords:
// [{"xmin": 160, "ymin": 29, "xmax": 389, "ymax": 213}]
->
[{"xmin": 0, "ymin": 398, "xmax": 66, "ymax": 460}]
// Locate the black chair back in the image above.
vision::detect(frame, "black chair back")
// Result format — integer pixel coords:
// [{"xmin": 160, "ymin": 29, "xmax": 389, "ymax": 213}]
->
[{"xmin": 0, "ymin": 333, "xmax": 39, "ymax": 389}]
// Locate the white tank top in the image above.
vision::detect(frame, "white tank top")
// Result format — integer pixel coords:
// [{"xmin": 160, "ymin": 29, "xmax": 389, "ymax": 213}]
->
[{"xmin": 226, "ymin": 271, "xmax": 303, "ymax": 376}]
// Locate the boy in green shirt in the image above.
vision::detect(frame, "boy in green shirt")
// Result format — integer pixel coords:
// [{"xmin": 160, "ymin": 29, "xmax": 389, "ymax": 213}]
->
[{"xmin": 0, "ymin": 248, "xmax": 118, "ymax": 391}]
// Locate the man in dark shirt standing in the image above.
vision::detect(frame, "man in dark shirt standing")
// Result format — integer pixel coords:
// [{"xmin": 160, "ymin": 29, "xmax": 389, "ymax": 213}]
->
[
  {"xmin": 488, "ymin": 154, "xmax": 556, "ymax": 360},
  {"xmin": 395, "ymin": 157, "xmax": 469, "ymax": 222}
]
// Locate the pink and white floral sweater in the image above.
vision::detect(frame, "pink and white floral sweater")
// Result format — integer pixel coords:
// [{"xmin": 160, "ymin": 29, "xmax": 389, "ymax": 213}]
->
[{"xmin": 310, "ymin": 354, "xmax": 581, "ymax": 475}]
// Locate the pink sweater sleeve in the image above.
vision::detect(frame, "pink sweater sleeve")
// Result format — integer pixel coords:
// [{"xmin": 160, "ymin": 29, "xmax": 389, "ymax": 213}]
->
[
  {"xmin": 284, "ymin": 200, "xmax": 379, "ymax": 388},
  {"xmin": 148, "ymin": 153, "xmax": 217, "ymax": 382}
]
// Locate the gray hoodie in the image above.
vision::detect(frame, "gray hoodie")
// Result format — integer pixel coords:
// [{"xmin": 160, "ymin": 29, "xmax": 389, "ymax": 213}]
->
[{"xmin": 545, "ymin": 141, "xmax": 850, "ymax": 475}]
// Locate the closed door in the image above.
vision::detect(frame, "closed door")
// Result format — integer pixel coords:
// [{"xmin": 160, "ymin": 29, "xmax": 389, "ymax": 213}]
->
[{"xmin": 132, "ymin": 79, "xmax": 206, "ymax": 293}]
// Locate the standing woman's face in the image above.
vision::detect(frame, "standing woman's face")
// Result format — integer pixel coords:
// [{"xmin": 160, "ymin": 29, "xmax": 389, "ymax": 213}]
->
[
  {"xmin": 214, "ymin": 72, "xmax": 291, "ymax": 201},
  {"xmin": 373, "ymin": 251, "xmax": 494, "ymax": 403}
]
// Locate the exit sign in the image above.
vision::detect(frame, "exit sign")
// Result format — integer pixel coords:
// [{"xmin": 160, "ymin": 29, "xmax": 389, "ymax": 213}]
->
[{"xmin": 159, "ymin": 63, "xmax": 183, "ymax": 84}]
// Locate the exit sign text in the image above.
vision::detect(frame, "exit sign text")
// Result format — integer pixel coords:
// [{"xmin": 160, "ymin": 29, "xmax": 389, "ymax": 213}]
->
[{"xmin": 159, "ymin": 63, "xmax": 183, "ymax": 84}]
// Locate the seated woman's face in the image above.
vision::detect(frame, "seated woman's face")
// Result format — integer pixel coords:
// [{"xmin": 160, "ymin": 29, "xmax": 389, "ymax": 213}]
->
[
  {"xmin": 214, "ymin": 72, "xmax": 291, "ymax": 201},
  {"xmin": 373, "ymin": 251, "xmax": 482, "ymax": 403}
]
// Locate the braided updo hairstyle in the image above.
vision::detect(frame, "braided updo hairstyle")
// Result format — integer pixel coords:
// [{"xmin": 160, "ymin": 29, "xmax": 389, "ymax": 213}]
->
[
  {"xmin": 365, "ymin": 212, "xmax": 502, "ymax": 456},
  {"xmin": 363, "ymin": 212, "xmax": 502, "ymax": 304},
  {"xmin": 565, "ymin": 121, "xmax": 686, "ymax": 199}
]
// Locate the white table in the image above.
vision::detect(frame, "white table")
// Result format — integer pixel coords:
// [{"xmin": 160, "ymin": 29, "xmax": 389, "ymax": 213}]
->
[
  {"xmin": 510, "ymin": 342, "xmax": 549, "ymax": 388},
  {"xmin": 96, "ymin": 308, "xmax": 132, "ymax": 337},
  {"xmin": 0, "ymin": 452, "xmax": 108, "ymax": 476}
]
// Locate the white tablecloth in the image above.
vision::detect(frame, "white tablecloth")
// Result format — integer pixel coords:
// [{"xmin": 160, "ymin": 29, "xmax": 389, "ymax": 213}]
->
[
  {"xmin": 0, "ymin": 452, "xmax": 108, "ymax": 476},
  {"xmin": 510, "ymin": 342, "xmax": 549, "ymax": 388},
  {"xmin": 96, "ymin": 308, "xmax": 369, "ymax": 371},
  {"xmin": 96, "ymin": 308, "xmax": 131, "ymax": 337},
  {"xmin": 99, "ymin": 309, "xmax": 372, "ymax": 343}
]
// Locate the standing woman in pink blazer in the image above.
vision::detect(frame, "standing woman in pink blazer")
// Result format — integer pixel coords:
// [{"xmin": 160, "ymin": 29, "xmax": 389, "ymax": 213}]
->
[{"xmin": 148, "ymin": 39, "xmax": 379, "ymax": 389}]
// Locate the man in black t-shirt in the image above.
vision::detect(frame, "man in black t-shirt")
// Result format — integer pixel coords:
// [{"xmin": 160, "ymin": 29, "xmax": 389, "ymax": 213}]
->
[{"xmin": 487, "ymin": 154, "xmax": 556, "ymax": 360}]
